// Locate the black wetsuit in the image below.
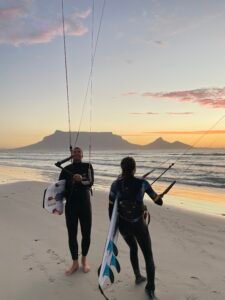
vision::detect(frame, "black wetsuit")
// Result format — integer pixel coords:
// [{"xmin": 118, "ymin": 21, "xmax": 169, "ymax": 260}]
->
[
  {"xmin": 59, "ymin": 162, "xmax": 94, "ymax": 260},
  {"xmin": 109, "ymin": 176, "xmax": 162, "ymax": 292}
]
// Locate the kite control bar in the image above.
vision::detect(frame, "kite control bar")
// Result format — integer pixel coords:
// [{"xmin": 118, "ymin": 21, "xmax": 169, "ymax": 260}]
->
[
  {"xmin": 54, "ymin": 155, "xmax": 73, "ymax": 177},
  {"xmin": 160, "ymin": 180, "xmax": 176, "ymax": 197},
  {"xmin": 151, "ymin": 163, "xmax": 174, "ymax": 184},
  {"xmin": 55, "ymin": 155, "xmax": 72, "ymax": 168}
]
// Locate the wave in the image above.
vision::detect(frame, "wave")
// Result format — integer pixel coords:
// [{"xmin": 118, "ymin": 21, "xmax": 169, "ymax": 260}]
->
[
  {"xmin": 183, "ymin": 152, "xmax": 225, "ymax": 157},
  {"xmin": 193, "ymin": 163, "xmax": 225, "ymax": 168},
  {"xmin": 155, "ymin": 177, "xmax": 225, "ymax": 189},
  {"xmin": 1, "ymin": 150, "xmax": 224, "ymax": 190}
]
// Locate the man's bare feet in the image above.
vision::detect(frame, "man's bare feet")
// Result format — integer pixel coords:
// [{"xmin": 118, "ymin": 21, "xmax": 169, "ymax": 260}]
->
[
  {"xmin": 81, "ymin": 256, "xmax": 90, "ymax": 273},
  {"xmin": 65, "ymin": 260, "xmax": 79, "ymax": 276}
]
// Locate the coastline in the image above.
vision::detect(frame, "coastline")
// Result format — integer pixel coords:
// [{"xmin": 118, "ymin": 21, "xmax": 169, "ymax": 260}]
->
[{"xmin": 0, "ymin": 164, "xmax": 224, "ymax": 218}]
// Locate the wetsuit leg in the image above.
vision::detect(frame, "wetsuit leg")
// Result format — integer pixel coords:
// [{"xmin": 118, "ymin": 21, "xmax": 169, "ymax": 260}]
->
[
  {"xmin": 79, "ymin": 191, "xmax": 92, "ymax": 257},
  {"xmin": 65, "ymin": 204, "xmax": 79, "ymax": 260},
  {"xmin": 134, "ymin": 220, "xmax": 155, "ymax": 291},
  {"xmin": 119, "ymin": 219, "xmax": 141, "ymax": 277}
]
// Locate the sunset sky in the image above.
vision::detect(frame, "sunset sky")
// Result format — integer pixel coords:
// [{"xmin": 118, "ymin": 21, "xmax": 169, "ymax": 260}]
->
[{"xmin": 1, "ymin": 0, "xmax": 225, "ymax": 148}]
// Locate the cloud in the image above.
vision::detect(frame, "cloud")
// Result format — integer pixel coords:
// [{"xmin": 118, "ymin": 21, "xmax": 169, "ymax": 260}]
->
[
  {"xmin": 0, "ymin": 6, "xmax": 25, "ymax": 19},
  {"xmin": 74, "ymin": 8, "xmax": 91, "ymax": 19},
  {"xmin": 141, "ymin": 88, "xmax": 225, "ymax": 108},
  {"xmin": 0, "ymin": 3, "xmax": 90, "ymax": 46},
  {"xmin": 129, "ymin": 111, "xmax": 193, "ymax": 116},
  {"xmin": 166, "ymin": 112, "xmax": 193, "ymax": 115},
  {"xmin": 122, "ymin": 92, "xmax": 138, "ymax": 96},
  {"xmin": 130, "ymin": 112, "xmax": 159, "ymax": 115}
]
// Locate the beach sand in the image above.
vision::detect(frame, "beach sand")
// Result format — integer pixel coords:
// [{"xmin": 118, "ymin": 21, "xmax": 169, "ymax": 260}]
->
[{"xmin": 0, "ymin": 181, "xmax": 225, "ymax": 300}]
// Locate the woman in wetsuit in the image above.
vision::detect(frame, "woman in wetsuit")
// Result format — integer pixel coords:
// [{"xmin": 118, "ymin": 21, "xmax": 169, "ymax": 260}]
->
[
  {"xmin": 59, "ymin": 147, "xmax": 94, "ymax": 275},
  {"xmin": 109, "ymin": 157, "xmax": 162, "ymax": 300}
]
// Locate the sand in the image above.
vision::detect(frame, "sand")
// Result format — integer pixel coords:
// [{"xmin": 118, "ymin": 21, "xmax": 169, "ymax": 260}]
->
[{"xmin": 0, "ymin": 181, "xmax": 225, "ymax": 300}]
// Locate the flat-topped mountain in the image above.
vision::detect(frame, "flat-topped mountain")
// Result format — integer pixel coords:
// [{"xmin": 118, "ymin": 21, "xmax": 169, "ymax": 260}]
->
[{"xmin": 13, "ymin": 130, "xmax": 191, "ymax": 151}]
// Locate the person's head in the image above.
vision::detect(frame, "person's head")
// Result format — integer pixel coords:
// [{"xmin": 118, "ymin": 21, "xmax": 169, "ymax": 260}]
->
[
  {"xmin": 120, "ymin": 156, "xmax": 136, "ymax": 177},
  {"xmin": 72, "ymin": 147, "xmax": 83, "ymax": 162}
]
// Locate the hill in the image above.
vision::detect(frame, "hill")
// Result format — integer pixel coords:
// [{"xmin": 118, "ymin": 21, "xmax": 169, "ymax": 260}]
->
[{"xmin": 12, "ymin": 130, "xmax": 191, "ymax": 151}]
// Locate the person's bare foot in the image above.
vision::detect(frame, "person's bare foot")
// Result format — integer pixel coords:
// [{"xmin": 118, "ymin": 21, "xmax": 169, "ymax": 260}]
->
[
  {"xmin": 81, "ymin": 256, "xmax": 90, "ymax": 273},
  {"xmin": 65, "ymin": 260, "xmax": 79, "ymax": 276}
]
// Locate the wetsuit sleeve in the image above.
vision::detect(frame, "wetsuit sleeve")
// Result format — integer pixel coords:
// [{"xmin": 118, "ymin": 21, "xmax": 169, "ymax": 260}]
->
[
  {"xmin": 108, "ymin": 181, "xmax": 118, "ymax": 219},
  {"xmin": 59, "ymin": 168, "xmax": 68, "ymax": 181},
  {"xmin": 144, "ymin": 180, "xmax": 163, "ymax": 206},
  {"xmin": 81, "ymin": 164, "xmax": 94, "ymax": 187}
]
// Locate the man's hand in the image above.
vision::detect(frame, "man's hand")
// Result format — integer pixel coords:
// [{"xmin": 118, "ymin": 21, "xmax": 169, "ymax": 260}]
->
[
  {"xmin": 73, "ymin": 174, "xmax": 82, "ymax": 182},
  {"xmin": 53, "ymin": 209, "xmax": 63, "ymax": 215}
]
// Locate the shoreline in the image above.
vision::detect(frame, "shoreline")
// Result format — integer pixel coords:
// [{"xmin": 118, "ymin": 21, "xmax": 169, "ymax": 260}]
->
[{"xmin": 0, "ymin": 164, "xmax": 224, "ymax": 218}]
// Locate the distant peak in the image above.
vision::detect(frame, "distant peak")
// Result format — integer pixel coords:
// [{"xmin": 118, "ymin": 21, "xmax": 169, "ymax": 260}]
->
[{"xmin": 155, "ymin": 137, "xmax": 164, "ymax": 142}]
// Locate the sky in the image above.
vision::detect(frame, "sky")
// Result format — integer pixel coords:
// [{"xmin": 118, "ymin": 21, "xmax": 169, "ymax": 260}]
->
[{"xmin": 1, "ymin": 0, "xmax": 225, "ymax": 149}]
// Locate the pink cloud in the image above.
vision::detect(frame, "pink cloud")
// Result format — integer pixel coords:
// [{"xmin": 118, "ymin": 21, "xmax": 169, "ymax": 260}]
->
[
  {"xmin": 0, "ymin": 6, "xmax": 25, "ymax": 19},
  {"xmin": 74, "ymin": 8, "xmax": 92, "ymax": 19},
  {"xmin": 142, "ymin": 92, "xmax": 155, "ymax": 97},
  {"xmin": 0, "ymin": 4, "xmax": 89, "ymax": 46},
  {"xmin": 141, "ymin": 88, "xmax": 225, "ymax": 108},
  {"xmin": 2, "ymin": 22, "xmax": 88, "ymax": 46},
  {"xmin": 66, "ymin": 18, "xmax": 89, "ymax": 37}
]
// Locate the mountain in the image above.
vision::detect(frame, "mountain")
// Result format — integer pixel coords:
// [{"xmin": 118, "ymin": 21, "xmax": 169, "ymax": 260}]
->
[
  {"xmin": 12, "ymin": 131, "xmax": 191, "ymax": 151},
  {"xmin": 143, "ymin": 137, "xmax": 190, "ymax": 150},
  {"xmin": 14, "ymin": 130, "xmax": 138, "ymax": 151}
]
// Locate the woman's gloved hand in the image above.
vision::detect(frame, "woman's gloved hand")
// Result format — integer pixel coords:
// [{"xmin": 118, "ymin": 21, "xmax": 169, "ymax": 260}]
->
[{"xmin": 154, "ymin": 195, "xmax": 163, "ymax": 206}]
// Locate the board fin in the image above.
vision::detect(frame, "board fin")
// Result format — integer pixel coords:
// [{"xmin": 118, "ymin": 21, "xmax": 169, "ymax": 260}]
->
[
  {"xmin": 103, "ymin": 264, "xmax": 114, "ymax": 283},
  {"xmin": 110, "ymin": 255, "xmax": 121, "ymax": 273}
]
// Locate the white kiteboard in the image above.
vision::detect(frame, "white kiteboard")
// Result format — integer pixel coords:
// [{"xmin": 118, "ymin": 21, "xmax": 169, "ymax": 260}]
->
[
  {"xmin": 98, "ymin": 197, "xmax": 120, "ymax": 290},
  {"xmin": 43, "ymin": 180, "xmax": 66, "ymax": 214}
]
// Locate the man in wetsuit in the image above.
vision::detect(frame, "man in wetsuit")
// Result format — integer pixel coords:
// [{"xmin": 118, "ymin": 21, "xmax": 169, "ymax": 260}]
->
[
  {"xmin": 109, "ymin": 157, "xmax": 163, "ymax": 300},
  {"xmin": 59, "ymin": 147, "xmax": 94, "ymax": 275}
]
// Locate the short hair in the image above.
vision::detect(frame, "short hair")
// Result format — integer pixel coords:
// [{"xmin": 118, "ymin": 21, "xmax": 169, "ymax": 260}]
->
[
  {"xmin": 73, "ymin": 146, "xmax": 82, "ymax": 152},
  {"xmin": 120, "ymin": 156, "xmax": 136, "ymax": 176}
]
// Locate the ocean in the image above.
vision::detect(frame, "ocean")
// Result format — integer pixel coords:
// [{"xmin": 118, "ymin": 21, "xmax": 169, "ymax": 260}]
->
[{"xmin": 0, "ymin": 149, "xmax": 224, "ymax": 191}]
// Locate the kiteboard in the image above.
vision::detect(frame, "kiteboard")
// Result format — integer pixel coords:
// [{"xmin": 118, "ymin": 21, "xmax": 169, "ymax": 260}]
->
[
  {"xmin": 43, "ymin": 179, "xmax": 66, "ymax": 214},
  {"xmin": 98, "ymin": 197, "xmax": 120, "ymax": 293}
]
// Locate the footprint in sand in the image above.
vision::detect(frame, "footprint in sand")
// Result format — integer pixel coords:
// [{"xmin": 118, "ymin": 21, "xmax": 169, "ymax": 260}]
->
[
  {"xmin": 23, "ymin": 253, "xmax": 34, "ymax": 260},
  {"xmin": 190, "ymin": 276, "xmax": 200, "ymax": 280},
  {"xmin": 189, "ymin": 276, "xmax": 207, "ymax": 288},
  {"xmin": 211, "ymin": 290, "xmax": 219, "ymax": 294},
  {"xmin": 35, "ymin": 261, "xmax": 56, "ymax": 283},
  {"xmin": 25, "ymin": 248, "xmax": 57, "ymax": 283},
  {"xmin": 46, "ymin": 249, "xmax": 65, "ymax": 264},
  {"xmin": 48, "ymin": 276, "xmax": 55, "ymax": 283}
]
